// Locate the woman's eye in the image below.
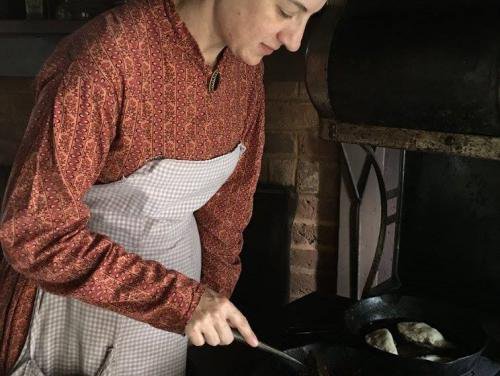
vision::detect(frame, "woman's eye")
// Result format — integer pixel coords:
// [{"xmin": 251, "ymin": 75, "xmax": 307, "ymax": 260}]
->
[{"xmin": 278, "ymin": 7, "xmax": 293, "ymax": 19}]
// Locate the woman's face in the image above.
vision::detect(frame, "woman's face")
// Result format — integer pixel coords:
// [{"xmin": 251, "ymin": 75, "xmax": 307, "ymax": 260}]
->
[{"xmin": 214, "ymin": 0, "xmax": 327, "ymax": 66}]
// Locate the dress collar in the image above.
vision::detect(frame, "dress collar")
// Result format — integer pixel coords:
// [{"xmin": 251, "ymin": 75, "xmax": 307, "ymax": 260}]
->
[{"xmin": 162, "ymin": 0, "xmax": 231, "ymax": 75}]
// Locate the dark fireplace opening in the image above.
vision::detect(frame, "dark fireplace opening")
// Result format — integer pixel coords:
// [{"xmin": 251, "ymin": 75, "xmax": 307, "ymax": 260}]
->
[
  {"xmin": 399, "ymin": 152, "xmax": 500, "ymax": 310},
  {"xmin": 0, "ymin": 165, "xmax": 9, "ymax": 206}
]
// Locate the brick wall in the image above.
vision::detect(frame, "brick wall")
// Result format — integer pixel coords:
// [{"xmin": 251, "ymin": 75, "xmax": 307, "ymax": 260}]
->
[
  {"xmin": 0, "ymin": 77, "xmax": 341, "ymax": 303},
  {"xmin": 0, "ymin": 78, "xmax": 33, "ymax": 166},
  {"xmin": 262, "ymin": 81, "xmax": 340, "ymax": 302}
]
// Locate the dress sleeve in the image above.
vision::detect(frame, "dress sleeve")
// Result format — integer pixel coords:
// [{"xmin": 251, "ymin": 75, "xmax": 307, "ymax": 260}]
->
[
  {"xmin": 0, "ymin": 59, "xmax": 204, "ymax": 334},
  {"xmin": 194, "ymin": 67, "xmax": 265, "ymax": 298}
]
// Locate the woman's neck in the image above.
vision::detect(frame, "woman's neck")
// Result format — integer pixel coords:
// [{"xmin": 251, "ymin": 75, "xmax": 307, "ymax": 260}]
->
[{"xmin": 174, "ymin": 0, "xmax": 226, "ymax": 67}]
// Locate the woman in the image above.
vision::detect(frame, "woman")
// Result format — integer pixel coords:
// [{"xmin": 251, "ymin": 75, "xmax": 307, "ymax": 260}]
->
[{"xmin": 0, "ymin": 0, "xmax": 326, "ymax": 374}]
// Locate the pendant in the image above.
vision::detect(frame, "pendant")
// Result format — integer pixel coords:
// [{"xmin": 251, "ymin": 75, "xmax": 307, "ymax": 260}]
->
[{"xmin": 208, "ymin": 69, "xmax": 221, "ymax": 93}]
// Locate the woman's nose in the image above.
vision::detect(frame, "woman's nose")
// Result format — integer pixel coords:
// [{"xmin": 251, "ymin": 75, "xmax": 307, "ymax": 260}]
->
[{"xmin": 278, "ymin": 23, "xmax": 306, "ymax": 52}]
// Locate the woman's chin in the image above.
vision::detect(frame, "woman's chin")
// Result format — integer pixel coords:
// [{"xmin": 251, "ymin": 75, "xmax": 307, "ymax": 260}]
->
[{"xmin": 235, "ymin": 50, "xmax": 263, "ymax": 66}]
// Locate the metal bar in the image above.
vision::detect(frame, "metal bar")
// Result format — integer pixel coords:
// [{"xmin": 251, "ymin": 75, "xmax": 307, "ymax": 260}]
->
[
  {"xmin": 232, "ymin": 330, "xmax": 307, "ymax": 370},
  {"xmin": 391, "ymin": 150, "xmax": 406, "ymax": 287},
  {"xmin": 349, "ymin": 202, "xmax": 360, "ymax": 299},
  {"xmin": 386, "ymin": 188, "xmax": 399, "ymax": 200},
  {"xmin": 340, "ymin": 144, "xmax": 361, "ymax": 201},
  {"xmin": 386, "ymin": 214, "xmax": 397, "ymax": 224},
  {"xmin": 333, "ymin": 123, "xmax": 500, "ymax": 161},
  {"xmin": 356, "ymin": 147, "xmax": 376, "ymax": 198}
]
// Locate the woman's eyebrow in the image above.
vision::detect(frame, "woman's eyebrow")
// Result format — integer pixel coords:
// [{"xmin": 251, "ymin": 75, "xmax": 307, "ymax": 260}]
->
[{"xmin": 287, "ymin": 0, "xmax": 308, "ymax": 13}]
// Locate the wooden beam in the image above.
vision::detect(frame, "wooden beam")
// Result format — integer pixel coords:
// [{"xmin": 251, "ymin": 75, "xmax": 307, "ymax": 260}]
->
[{"xmin": 325, "ymin": 121, "xmax": 500, "ymax": 161}]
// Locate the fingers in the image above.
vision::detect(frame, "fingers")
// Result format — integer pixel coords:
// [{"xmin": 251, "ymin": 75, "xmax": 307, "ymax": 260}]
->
[
  {"xmin": 187, "ymin": 321, "xmax": 234, "ymax": 346},
  {"xmin": 185, "ymin": 288, "xmax": 257, "ymax": 347},
  {"xmin": 202, "ymin": 325, "xmax": 221, "ymax": 346},
  {"xmin": 186, "ymin": 325, "xmax": 205, "ymax": 346},
  {"xmin": 227, "ymin": 308, "xmax": 259, "ymax": 347},
  {"xmin": 214, "ymin": 320, "xmax": 234, "ymax": 345}
]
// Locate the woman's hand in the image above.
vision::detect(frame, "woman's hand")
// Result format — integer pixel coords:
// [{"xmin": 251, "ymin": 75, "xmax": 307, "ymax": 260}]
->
[{"xmin": 185, "ymin": 287, "xmax": 259, "ymax": 347}]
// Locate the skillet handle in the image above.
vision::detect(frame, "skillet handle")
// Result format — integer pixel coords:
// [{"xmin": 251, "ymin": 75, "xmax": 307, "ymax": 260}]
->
[{"xmin": 231, "ymin": 329, "xmax": 308, "ymax": 371}]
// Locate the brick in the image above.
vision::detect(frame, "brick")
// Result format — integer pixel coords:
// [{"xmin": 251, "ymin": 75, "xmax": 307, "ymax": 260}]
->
[
  {"xmin": 296, "ymin": 195, "xmax": 318, "ymax": 221},
  {"xmin": 290, "ymin": 248, "xmax": 337, "ymax": 271},
  {"xmin": 292, "ymin": 221, "xmax": 338, "ymax": 249},
  {"xmin": 290, "ymin": 270, "xmax": 337, "ymax": 301},
  {"xmin": 264, "ymin": 81, "xmax": 299, "ymax": 100},
  {"xmin": 317, "ymin": 223, "xmax": 338, "ymax": 247},
  {"xmin": 290, "ymin": 270, "xmax": 316, "ymax": 298},
  {"xmin": 289, "ymin": 294, "xmax": 306, "ymax": 302},
  {"xmin": 318, "ymin": 198, "xmax": 339, "ymax": 223},
  {"xmin": 293, "ymin": 158, "xmax": 340, "ymax": 197},
  {"xmin": 265, "ymin": 101, "xmax": 319, "ymax": 130},
  {"xmin": 296, "ymin": 194, "xmax": 338, "ymax": 222},
  {"xmin": 291, "ymin": 275, "xmax": 337, "ymax": 295},
  {"xmin": 264, "ymin": 132, "xmax": 296, "ymax": 155},
  {"xmin": 298, "ymin": 131, "xmax": 339, "ymax": 159},
  {"xmin": 297, "ymin": 81, "xmax": 313, "ymax": 101},
  {"xmin": 292, "ymin": 222, "xmax": 317, "ymax": 248},
  {"xmin": 296, "ymin": 159, "xmax": 319, "ymax": 194},
  {"xmin": 291, "ymin": 248, "xmax": 319, "ymax": 270},
  {"xmin": 318, "ymin": 163, "xmax": 340, "ymax": 198},
  {"xmin": 289, "ymin": 245, "xmax": 339, "ymax": 300},
  {"xmin": 290, "ymin": 250, "xmax": 337, "ymax": 300},
  {"xmin": 268, "ymin": 158, "xmax": 296, "ymax": 186},
  {"xmin": 289, "ymin": 268, "xmax": 337, "ymax": 299},
  {"xmin": 316, "ymin": 270, "xmax": 337, "ymax": 294}
]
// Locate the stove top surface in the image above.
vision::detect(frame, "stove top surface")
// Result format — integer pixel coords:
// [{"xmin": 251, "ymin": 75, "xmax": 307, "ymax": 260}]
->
[
  {"xmin": 244, "ymin": 342, "xmax": 500, "ymax": 376},
  {"xmin": 267, "ymin": 292, "xmax": 500, "ymax": 376},
  {"xmin": 187, "ymin": 292, "xmax": 500, "ymax": 376},
  {"xmin": 188, "ymin": 342, "xmax": 500, "ymax": 376},
  {"xmin": 301, "ymin": 346, "xmax": 500, "ymax": 376}
]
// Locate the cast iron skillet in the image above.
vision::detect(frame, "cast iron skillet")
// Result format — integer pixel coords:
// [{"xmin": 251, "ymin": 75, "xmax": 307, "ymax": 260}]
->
[
  {"xmin": 249, "ymin": 343, "xmax": 362, "ymax": 375},
  {"xmin": 344, "ymin": 294, "xmax": 488, "ymax": 375}
]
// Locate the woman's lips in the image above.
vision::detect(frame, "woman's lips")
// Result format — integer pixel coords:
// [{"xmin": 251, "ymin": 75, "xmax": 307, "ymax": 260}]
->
[{"xmin": 260, "ymin": 43, "xmax": 275, "ymax": 55}]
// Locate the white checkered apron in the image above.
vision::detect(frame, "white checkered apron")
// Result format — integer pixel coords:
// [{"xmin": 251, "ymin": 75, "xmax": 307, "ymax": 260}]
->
[{"xmin": 10, "ymin": 143, "xmax": 246, "ymax": 376}]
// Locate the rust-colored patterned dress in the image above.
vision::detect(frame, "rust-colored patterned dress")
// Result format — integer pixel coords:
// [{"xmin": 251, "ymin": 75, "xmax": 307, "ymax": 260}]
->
[{"xmin": 0, "ymin": 0, "xmax": 264, "ymax": 374}]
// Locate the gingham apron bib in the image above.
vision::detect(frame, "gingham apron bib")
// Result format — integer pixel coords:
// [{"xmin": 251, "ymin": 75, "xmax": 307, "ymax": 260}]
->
[{"xmin": 10, "ymin": 143, "xmax": 246, "ymax": 376}]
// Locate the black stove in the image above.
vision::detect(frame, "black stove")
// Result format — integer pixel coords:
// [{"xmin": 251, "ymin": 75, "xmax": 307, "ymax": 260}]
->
[
  {"xmin": 265, "ymin": 293, "xmax": 500, "ymax": 376},
  {"xmin": 187, "ymin": 292, "xmax": 500, "ymax": 376},
  {"xmin": 249, "ymin": 346, "xmax": 500, "ymax": 376}
]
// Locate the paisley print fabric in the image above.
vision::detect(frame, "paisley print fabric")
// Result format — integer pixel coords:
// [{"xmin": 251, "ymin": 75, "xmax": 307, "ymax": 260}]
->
[{"xmin": 0, "ymin": 0, "xmax": 265, "ymax": 373}]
